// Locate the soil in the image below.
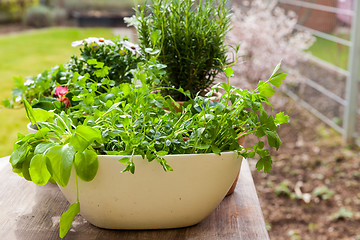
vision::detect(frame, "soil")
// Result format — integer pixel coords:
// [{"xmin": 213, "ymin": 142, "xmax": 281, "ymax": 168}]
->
[
  {"xmin": 1, "ymin": 22, "xmax": 360, "ymax": 240},
  {"xmin": 248, "ymin": 90, "xmax": 360, "ymax": 240}
]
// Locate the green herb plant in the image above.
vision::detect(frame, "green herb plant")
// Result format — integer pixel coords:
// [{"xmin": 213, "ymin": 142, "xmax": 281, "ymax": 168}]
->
[
  {"xmin": 9, "ymin": 57, "xmax": 288, "ymax": 238},
  {"xmin": 129, "ymin": 0, "xmax": 233, "ymax": 101},
  {"xmin": 3, "ymin": 37, "xmax": 142, "ymax": 111}
]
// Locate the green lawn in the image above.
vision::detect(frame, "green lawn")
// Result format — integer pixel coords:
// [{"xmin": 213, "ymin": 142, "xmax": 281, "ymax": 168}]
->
[
  {"xmin": 307, "ymin": 36, "xmax": 349, "ymax": 70},
  {"xmin": 0, "ymin": 27, "xmax": 115, "ymax": 157}
]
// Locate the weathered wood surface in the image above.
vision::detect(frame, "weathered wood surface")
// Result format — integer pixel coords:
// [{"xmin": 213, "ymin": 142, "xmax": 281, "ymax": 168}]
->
[{"xmin": 0, "ymin": 156, "xmax": 269, "ymax": 240}]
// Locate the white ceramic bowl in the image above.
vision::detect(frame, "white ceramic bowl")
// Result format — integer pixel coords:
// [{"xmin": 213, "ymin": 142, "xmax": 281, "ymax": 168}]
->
[
  {"xmin": 27, "ymin": 123, "xmax": 38, "ymax": 134},
  {"xmin": 60, "ymin": 152, "xmax": 242, "ymax": 229}
]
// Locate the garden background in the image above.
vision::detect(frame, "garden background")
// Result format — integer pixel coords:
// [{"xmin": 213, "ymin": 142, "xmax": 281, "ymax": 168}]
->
[{"xmin": 0, "ymin": 0, "xmax": 359, "ymax": 239}]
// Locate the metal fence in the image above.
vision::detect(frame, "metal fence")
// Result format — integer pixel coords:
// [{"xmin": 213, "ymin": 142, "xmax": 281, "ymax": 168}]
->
[{"xmin": 271, "ymin": 0, "xmax": 360, "ymax": 144}]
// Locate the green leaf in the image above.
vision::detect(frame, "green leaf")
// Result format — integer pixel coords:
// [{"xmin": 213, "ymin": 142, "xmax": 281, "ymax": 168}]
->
[
  {"xmin": 53, "ymin": 100, "xmax": 63, "ymax": 110},
  {"xmin": 118, "ymin": 157, "xmax": 131, "ymax": 163},
  {"xmin": 247, "ymin": 151, "xmax": 255, "ymax": 158},
  {"xmin": 74, "ymin": 150, "xmax": 99, "ymax": 182},
  {"xmin": 21, "ymin": 155, "xmax": 32, "ymax": 181},
  {"xmin": 34, "ymin": 142, "xmax": 57, "ymax": 155},
  {"xmin": 121, "ymin": 83, "xmax": 131, "ymax": 96},
  {"xmin": 256, "ymin": 156, "xmax": 272, "ymax": 173},
  {"xmin": 10, "ymin": 142, "xmax": 29, "ymax": 167},
  {"xmin": 269, "ymin": 73, "xmax": 287, "ymax": 88},
  {"xmin": 106, "ymin": 101, "xmax": 121, "ymax": 113},
  {"xmin": 259, "ymin": 112, "xmax": 277, "ymax": 131},
  {"xmin": 94, "ymin": 66, "xmax": 110, "ymax": 77},
  {"xmin": 196, "ymin": 144, "xmax": 210, "ymax": 150},
  {"xmin": 159, "ymin": 158, "xmax": 173, "ymax": 171},
  {"xmin": 258, "ymin": 141, "xmax": 265, "ymax": 149},
  {"xmin": 24, "ymin": 100, "xmax": 37, "ymax": 125},
  {"xmin": 211, "ymin": 145, "xmax": 221, "ymax": 155},
  {"xmin": 150, "ymin": 30, "xmax": 162, "ymax": 46},
  {"xmin": 270, "ymin": 61, "xmax": 281, "ymax": 79},
  {"xmin": 45, "ymin": 144, "xmax": 75, "ymax": 187},
  {"xmin": 122, "ymin": 161, "xmax": 135, "ymax": 174},
  {"xmin": 258, "ymin": 83, "xmax": 275, "ymax": 97},
  {"xmin": 86, "ymin": 59, "xmax": 104, "ymax": 68},
  {"xmin": 29, "ymin": 154, "xmax": 51, "ymax": 185},
  {"xmin": 157, "ymin": 151, "xmax": 168, "ymax": 156},
  {"xmin": 274, "ymin": 112, "xmax": 290, "ymax": 125},
  {"xmin": 265, "ymin": 130, "xmax": 282, "ymax": 150},
  {"xmin": 224, "ymin": 67, "xmax": 234, "ymax": 78},
  {"xmin": 70, "ymin": 125, "xmax": 102, "ymax": 152},
  {"xmin": 255, "ymin": 127, "xmax": 266, "ymax": 138},
  {"xmin": 32, "ymin": 101, "xmax": 56, "ymax": 111},
  {"xmin": 87, "ymin": 59, "xmax": 97, "ymax": 65},
  {"xmin": 219, "ymin": 82, "xmax": 232, "ymax": 92},
  {"xmin": 59, "ymin": 202, "xmax": 80, "ymax": 238}
]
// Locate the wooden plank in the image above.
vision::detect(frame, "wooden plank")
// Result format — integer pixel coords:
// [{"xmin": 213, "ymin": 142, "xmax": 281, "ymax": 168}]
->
[{"xmin": 0, "ymin": 156, "xmax": 269, "ymax": 240}]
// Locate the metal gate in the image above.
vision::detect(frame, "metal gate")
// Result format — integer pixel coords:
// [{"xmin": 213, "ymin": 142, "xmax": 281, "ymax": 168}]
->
[{"xmin": 269, "ymin": 0, "xmax": 360, "ymax": 144}]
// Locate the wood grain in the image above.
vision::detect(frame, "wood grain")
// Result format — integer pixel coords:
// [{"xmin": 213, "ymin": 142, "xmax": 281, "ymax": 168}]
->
[{"xmin": 0, "ymin": 156, "xmax": 269, "ymax": 240}]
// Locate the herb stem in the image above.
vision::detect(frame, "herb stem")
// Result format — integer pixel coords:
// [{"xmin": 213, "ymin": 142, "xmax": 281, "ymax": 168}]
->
[{"xmin": 207, "ymin": 74, "xmax": 231, "ymax": 151}]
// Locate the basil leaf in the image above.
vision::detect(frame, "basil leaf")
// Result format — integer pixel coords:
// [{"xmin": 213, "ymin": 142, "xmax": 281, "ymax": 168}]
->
[
  {"xmin": 45, "ymin": 144, "xmax": 75, "ymax": 187},
  {"xmin": 59, "ymin": 202, "xmax": 80, "ymax": 238},
  {"xmin": 10, "ymin": 142, "xmax": 29, "ymax": 167},
  {"xmin": 29, "ymin": 154, "xmax": 51, "ymax": 185},
  {"xmin": 24, "ymin": 99, "xmax": 37, "ymax": 125},
  {"xmin": 21, "ymin": 154, "xmax": 32, "ymax": 181},
  {"xmin": 33, "ymin": 108, "xmax": 54, "ymax": 122},
  {"xmin": 34, "ymin": 142, "xmax": 57, "ymax": 155},
  {"xmin": 74, "ymin": 150, "xmax": 99, "ymax": 182},
  {"xmin": 32, "ymin": 101, "xmax": 56, "ymax": 111},
  {"xmin": 69, "ymin": 125, "xmax": 102, "ymax": 152}
]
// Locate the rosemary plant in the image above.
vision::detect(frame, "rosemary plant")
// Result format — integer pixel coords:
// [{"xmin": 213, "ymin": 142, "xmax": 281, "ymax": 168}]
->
[{"xmin": 133, "ymin": 0, "xmax": 232, "ymax": 100}]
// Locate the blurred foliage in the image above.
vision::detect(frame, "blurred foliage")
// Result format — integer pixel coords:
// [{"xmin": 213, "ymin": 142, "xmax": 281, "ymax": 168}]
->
[
  {"xmin": 23, "ymin": 5, "xmax": 54, "ymax": 27},
  {"xmin": 23, "ymin": 4, "xmax": 67, "ymax": 27},
  {"xmin": 64, "ymin": 0, "xmax": 145, "ymax": 14},
  {"xmin": 0, "ymin": 0, "xmax": 39, "ymax": 23}
]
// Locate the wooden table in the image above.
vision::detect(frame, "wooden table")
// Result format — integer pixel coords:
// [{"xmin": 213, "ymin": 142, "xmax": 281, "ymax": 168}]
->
[{"xmin": 0, "ymin": 156, "xmax": 269, "ymax": 240}]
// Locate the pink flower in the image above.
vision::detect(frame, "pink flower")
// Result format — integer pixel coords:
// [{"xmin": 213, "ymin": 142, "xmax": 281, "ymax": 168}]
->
[
  {"xmin": 55, "ymin": 86, "xmax": 68, "ymax": 97},
  {"xmin": 54, "ymin": 86, "xmax": 71, "ymax": 108}
]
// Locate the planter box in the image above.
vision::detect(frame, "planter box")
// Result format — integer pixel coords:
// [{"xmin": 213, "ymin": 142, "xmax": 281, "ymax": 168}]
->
[{"xmin": 60, "ymin": 153, "xmax": 242, "ymax": 229}]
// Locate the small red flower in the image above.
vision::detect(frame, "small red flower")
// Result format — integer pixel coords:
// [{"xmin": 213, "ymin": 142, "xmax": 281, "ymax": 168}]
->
[
  {"xmin": 60, "ymin": 96, "xmax": 71, "ymax": 108},
  {"xmin": 55, "ymin": 86, "xmax": 68, "ymax": 97}
]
